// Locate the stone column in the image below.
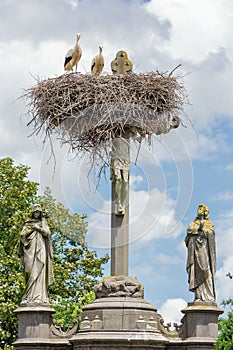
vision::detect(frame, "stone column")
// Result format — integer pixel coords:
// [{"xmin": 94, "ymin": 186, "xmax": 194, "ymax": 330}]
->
[
  {"xmin": 111, "ymin": 183, "xmax": 129, "ymax": 275},
  {"xmin": 110, "ymin": 136, "xmax": 130, "ymax": 276},
  {"xmin": 13, "ymin": 305, "xmax": 71, "ymax": 350},
  {"xmin": 180, "ymin": 303, "xmax": 223, "ymax": 349}
]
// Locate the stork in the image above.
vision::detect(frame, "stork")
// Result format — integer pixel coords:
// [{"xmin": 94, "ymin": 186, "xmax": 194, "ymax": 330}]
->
[
  {"xmin": 111, "ymin": 50, "xmax": 133, "ymax": 74},
  {"xmin": 64, "ymin": 34, "xmax": 82, "ymax": 71},
  {"xmin": 91, "ymin": 46, "xmax": 104, "ymax": 75}
]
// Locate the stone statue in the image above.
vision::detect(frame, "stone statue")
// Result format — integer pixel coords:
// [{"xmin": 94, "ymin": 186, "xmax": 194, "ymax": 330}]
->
[
  {"xmin": 18, "ymin": 204, "xmax": 54, "ymax": 305},
  {"xmin": 185, "ymin": 204, "xmax": 216, "ymax": 304},
  {"xmin": 110, "ymin": 137, "xmax": 130, "ymax": 216}
]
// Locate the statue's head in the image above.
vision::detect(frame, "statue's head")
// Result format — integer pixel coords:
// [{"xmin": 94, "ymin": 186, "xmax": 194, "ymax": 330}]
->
[
  {"xmin": 196, "ymin": 203, "xmax": 209, "ymax": 220},
  {"xmin": 31, "ymin": 204, "xmax": 43, "ymax": 220}
]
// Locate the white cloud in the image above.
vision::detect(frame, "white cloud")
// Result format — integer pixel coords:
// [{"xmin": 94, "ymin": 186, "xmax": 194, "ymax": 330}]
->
[
  {"xmin": 216, "ymin": 256, "xmax": 233, "ymax": 302},
  {"xmin": 87, "ymin": 185, "xmax": 184, "ymax": 249},
  {"xmin": 157, "ymin": 253, "xmax": 182, "ymax": 265},
  {"xmin": 87, "ymin": 200, "xmax": 111, "ymax": 248},
  {"xmin": 214, "ymin": 215, "xmax": 233, "ymax": 303},
  {"xmin": 211, "ymin": 191, "xmax": 233, "ymax": 201},
  {"xmin": 66, "ymin": 0, "xmax": 78, "ymax": 10},
  {"xmin": 158, "ymin": 298, "xmax": 187, "ymax": 325},
  {"xmin": 144, "ymin": 0, "xmax": 233, "ymax": 131},
  {"xmin": 0, "ymin": 0, "xmax": 232, "ymax": 172},
  {"xmin": 130, "ymin": 174, "xmax": 144, "ymax": 189},
  {"xmin": 225, "ymin": 163, "xmax": 233, "ymax": 171},
  {"xmin": 145, "ymin": 0, "xmax": 233, "ymax": 64}
]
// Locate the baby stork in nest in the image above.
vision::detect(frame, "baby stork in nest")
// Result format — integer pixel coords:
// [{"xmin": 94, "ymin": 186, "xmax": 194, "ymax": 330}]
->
[
  {"xmin": 64, "ymin": 34, "xmax": 82, "ymax": 71},
  {"xmin": 91, "ymin": 46, "xmax": 104, "ymax": 75}
]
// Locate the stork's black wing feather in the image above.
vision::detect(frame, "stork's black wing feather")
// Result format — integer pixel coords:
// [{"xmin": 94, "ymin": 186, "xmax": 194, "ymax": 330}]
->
[
  {"xmin": 64, "ymin": 56, "xmax": 72, "ymax": 67},
  {"xmin": 91, "ymin": 61, "xmax": 95, "ymax": 72}
]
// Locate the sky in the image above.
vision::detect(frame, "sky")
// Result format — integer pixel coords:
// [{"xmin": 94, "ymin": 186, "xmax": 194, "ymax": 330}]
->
[{"xmin": 1, "ymin": 0, "xmax": 233, "ymax": 325}]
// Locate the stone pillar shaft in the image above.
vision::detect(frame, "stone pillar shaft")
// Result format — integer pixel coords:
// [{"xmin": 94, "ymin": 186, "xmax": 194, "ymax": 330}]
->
[
  {"xmin": 111, "ymin": 182, "xmax": 129, "ymax": 276},
  {"xmin": 110, "ymin": 136, "xmax": 130, "ymax": 276}
]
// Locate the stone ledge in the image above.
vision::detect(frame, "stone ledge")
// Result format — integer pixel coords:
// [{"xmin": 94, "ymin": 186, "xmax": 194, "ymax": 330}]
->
[
  {"xmin": 13, "ymin": 338, "xmax": 71, "ymax": 344},
  {"xmin": 70, "ymin": 330, "xmax": 169, "ymax": 347},
  {"xmin": 83, "ymin": 296, "xmax": 157, "ymax": 311},
  {"xmin": 15, "ymin": 305, "xmax": 55, "ymax": 313},
  {"xmin": 13, "ymin": 337, "xmax": 72, "ymax": 350},
  {"xmin": 182, "ymin": 303, "xmax": 223, "ymax": 314}
]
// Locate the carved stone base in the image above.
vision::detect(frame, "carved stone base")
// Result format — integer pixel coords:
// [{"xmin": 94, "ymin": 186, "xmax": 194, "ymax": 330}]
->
[
  {"xmin": 179, "ymin": 302, "xmax": 223, "ymax": 349},
  {"xmin": 70, "ymin": 296, "xmax": 168, "ymax": 349},
  {"xmin": 13, "ymin": 305, "xmax": 71, "ymax": 350},
  {"xmin": 14, "ymin": 305, "xmax": 55, "ymax": 339},
  {"xmin": 13, "ymin": 338, "xmax": 71, "ymax": 350}
]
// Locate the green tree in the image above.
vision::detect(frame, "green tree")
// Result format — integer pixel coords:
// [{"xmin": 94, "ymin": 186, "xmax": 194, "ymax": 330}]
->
[
  {"xmin": 0, "ymin": 157, "xmax": 109, "ymax": 347},
  {"xmin": 40, "ymin": 188, "xmax": 108, "ymax": 325},
  {"xmin": 215, "ymin": 299, "xmax": 233, "ymax": 350},
  {"xmin": 0, "ymin": 158, "xmax": 38, "ymax": 346}
]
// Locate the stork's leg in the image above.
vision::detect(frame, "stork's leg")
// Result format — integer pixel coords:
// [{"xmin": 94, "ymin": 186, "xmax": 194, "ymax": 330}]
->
[{"xmin": 75, "ymin": 64, "xmax": 77, "ymax": 72}]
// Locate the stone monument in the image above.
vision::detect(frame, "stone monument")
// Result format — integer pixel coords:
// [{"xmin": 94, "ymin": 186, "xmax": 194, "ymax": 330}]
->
[
  {"xmin": 70, "ymin": 202, "xmax": 223, "ymax": 350},
  {"xmin": 15, "ymin": 49, "xmax": 223, "ymax": 349},
  {"xmin": 70, "ymin": 53, "xmax": 170, "ymax": 349},
  {"xmin": 180, "ymin": 204, "xmax": 223, "ymax": 349},
  {"xmin": 18, "ymin": 204, "xmax": 54, "ymax": 306},
  {"xmin": 14, "ymin": 205, "xmax": 72, "ymax": 350}
]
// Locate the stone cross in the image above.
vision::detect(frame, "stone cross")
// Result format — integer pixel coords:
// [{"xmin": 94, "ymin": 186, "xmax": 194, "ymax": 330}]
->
[{"xmin": 110, "ymin": 136, "xmax": 130, "ymax": 276}]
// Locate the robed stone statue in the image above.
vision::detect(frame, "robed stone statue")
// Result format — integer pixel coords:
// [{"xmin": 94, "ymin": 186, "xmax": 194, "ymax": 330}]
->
[
  {"xmin": 185, "ymin": 204, "xmax": 216, "ymax": 304},
  {"xmin": 110, "ymin": 137, "xmax": 130, "ymax": 216},
  {"xmin": 18, "ymin": 204, "xmax": 54, "ymax": 305}
]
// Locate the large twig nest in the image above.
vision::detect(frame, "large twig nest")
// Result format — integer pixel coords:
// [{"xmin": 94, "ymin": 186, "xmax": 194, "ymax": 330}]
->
[{"xmin": 23, "ymin": 71, "xmax": 187, "ymax": 167}]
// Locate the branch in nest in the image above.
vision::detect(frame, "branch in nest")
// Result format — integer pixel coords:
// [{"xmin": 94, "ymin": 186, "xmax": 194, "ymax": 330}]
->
[{"xmin": 22, "ymin": 71, "xmax": 188, "ymax": 169}]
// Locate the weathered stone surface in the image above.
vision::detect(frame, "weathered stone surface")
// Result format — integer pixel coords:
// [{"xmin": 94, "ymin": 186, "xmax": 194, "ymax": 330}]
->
[
  {"xmin": 70, "ymin": 296, "xmax": 168, "ymax": 349},
  {"xmin": 185, "ymin": 204, "xmax": 216, "ymax": 304},
  {"xmin": 13, "ymin": 305, "xmax": 72, "ymax": 350},
  {"xmin": 51, "ymin": 319, "xmax": 79, "ymax": 338},
  {"xmin": 14, "ymin": 305, "xmax": 55, "ymax": 339},
  {"xmin": 71, "ymin": 331, "xmax": 168, "ymax": 349},
  {"xmin": 14, "ymin": 296, "xmax": 223, "ymax": 349},
  {"xmin": 13, "ymin": 338, "xmax": 71, "ymax": 350},
  {"xmin": 180, "ymin": 303, "xmax": 223, "ymax": 341},
  {"xmin": 18, "ymin": 204, "xmax": 54, "ymax": 306},
  {"xmin": 94, "ymin": 275, "xmax": 144, "ymax": 298},
  {"xmin": 111, "ymin": 182, "xmax": 129, "ymax": 275},
  {"xmin": 80, "ymin": 296, "xmax": 157, "ymax": 330}
]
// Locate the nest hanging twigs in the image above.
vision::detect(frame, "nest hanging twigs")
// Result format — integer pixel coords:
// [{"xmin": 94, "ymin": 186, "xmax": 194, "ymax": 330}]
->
[{"xmin": 24, "ymin": 70, "xmax": 187, "ymax": 167}]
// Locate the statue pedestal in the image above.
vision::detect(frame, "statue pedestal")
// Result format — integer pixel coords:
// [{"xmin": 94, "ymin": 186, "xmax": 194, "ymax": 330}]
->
[
  {"xmin": 13, "ymin": 304, "xmax": 71, "ymax": 350},
  {"xmin": 179, "ymin": 303, "xmax": 223, "ymax": 349},
  {"xmin": 70, "ymin": 276, "xmax": 168, "ymax": 350}
]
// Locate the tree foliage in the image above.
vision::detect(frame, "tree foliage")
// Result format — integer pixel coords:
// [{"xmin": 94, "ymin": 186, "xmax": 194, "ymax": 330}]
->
[
  {"xmin": 0, "ymin": 157, "xmax": 109, "ymax": 347},
  {"xmin": 0, "ymin": 158, "xmax": 38, "ymax": 347},
  {"xmin": 41, "ymin": 188, "xmax": 109, "ymax": 325},
  {"xmin": 215, "ymin": 299, "xmax": 233, "ymax": 350}
]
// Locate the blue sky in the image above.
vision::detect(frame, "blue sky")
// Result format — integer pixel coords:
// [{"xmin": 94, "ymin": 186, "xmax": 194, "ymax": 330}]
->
[{"xmin": 1, "ymin": 0, "xmax": 233, "ymax": 324}]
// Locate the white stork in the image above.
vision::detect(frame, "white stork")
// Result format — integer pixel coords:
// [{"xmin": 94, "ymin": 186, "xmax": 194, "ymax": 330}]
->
[
  {"xmin": 91, "ymin": 46, "xmax": 104, "ymax": 75},
  {"xmin": 64, "ymin": 34, "xmax": 82, "ymax": 71}
]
